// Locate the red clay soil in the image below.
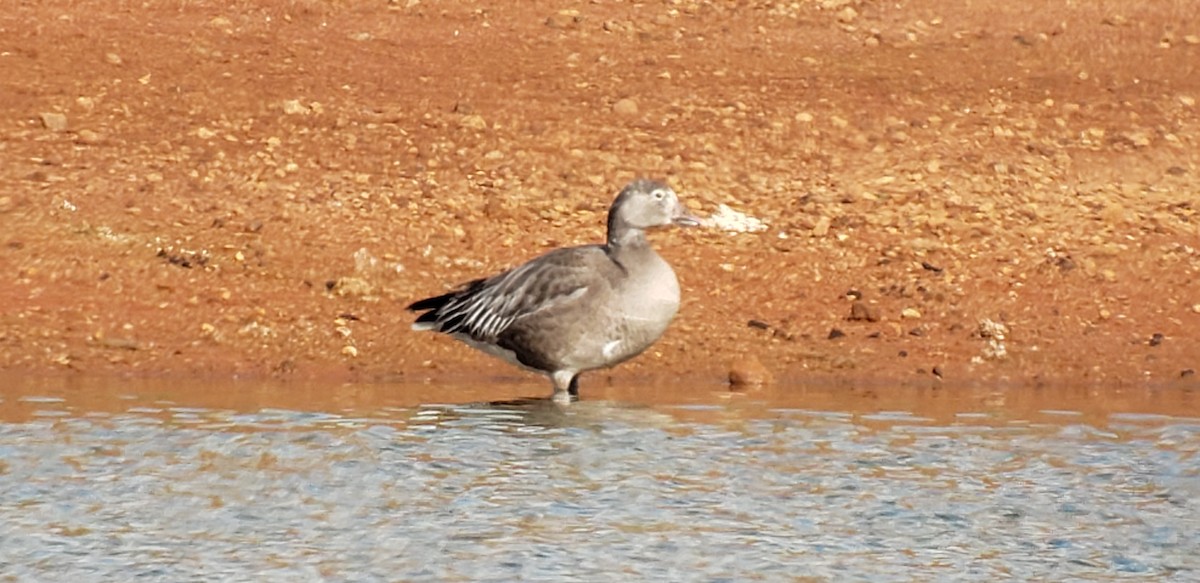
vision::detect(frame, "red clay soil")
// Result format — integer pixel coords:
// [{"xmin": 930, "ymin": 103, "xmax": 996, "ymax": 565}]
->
[{"xmin": 2, "ymin": 0, "xmax": 1198, "ymax": 392}]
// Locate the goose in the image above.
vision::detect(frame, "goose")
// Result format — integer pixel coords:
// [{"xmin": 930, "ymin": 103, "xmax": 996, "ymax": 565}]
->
[{"xmin": 408, "ymin": 179, "xmax": 701, "ymax": 401}]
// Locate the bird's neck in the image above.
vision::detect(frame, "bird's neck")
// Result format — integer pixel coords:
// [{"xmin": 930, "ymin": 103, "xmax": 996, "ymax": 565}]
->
[{"xmin": 606, "ymin": 225, "xmax": 649, "ymax": 252}]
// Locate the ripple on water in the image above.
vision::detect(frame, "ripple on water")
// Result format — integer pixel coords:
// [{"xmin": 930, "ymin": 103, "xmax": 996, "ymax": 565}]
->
[{"xmin": 0, "ymin": 386, "xmax": 1198, "ymax": 581}]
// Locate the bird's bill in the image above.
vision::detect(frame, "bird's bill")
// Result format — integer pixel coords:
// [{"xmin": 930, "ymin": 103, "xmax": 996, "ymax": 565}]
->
[{"xmin": 672, "ymin": 202, "xmax": 704, "ymax": 227}]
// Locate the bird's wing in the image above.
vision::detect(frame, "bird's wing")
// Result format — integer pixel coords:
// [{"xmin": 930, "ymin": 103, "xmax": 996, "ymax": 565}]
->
[{"xmin": 417, "ymin": 246, "xmax": 618, "ymax": 341}]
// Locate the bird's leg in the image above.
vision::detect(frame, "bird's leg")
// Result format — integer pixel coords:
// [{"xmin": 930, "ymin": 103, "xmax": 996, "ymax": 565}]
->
[{"xmin": 551, "ymin": 370, "xmax": 579, "ymax": 403}]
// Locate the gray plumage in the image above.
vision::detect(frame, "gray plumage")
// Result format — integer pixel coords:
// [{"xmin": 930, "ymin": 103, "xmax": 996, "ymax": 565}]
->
[{"xmin": 408, "ymin": 179, "xmax": 700, "ymax": 401}]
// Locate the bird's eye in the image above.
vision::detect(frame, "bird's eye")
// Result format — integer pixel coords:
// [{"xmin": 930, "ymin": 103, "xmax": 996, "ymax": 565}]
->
[{"xmin": 653, "ymin": 190, "xmax": 665, "ymax": 200}]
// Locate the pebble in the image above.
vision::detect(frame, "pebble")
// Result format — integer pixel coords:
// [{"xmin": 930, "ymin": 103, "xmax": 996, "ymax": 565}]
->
[
  {"xmin": 458, "ymin": 114, "xmax": 488, "ymax": 130},
  {"xmin": 612, "ymin": 98, "xmax": 639, "ymax": 116},
  {"xmin": 545, "ymin": 12, "xmax": 579, "ymax": 29},
  {"xmin": 848, "ymin": 301, "xmax": 881, "ymax": 322},
  {"xmin": 40, "ymin": 112, "xmax": 68, "ymax": 132},
  {"xmin": 75, "ymin": 129, "xmax": 102, "ymax": 144},
  {"xmin": 728, "ymin": 355, "xmax": 772, "ymax": 388},
  {"xmin": 901, "ymin": 307, "xmax": 922, "ymax": 319},
  {"xmin": 707, "ymin": 204, "xmax": 767, "ymax": 233},
  {"xmin": 812, "ymin": 215, "xmax": 832, "ymax": 236},
  {"xmin": 281, "ymin": 99, "xmax": 311, "ymax": 115},
  {"xmin": 331, "ymin": 277, "xmax": 374, "ymax": 297}
]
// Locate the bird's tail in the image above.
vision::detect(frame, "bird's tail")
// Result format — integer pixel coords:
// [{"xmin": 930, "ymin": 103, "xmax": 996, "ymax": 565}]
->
[{"xmin": 406, "ymin": 292, "xmax": 455, "ymax": 331}]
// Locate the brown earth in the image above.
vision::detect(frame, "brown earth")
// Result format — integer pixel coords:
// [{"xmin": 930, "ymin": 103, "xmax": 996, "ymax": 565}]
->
[{"xmin": 2, "ymin": 0, "xmax": 1198, "ymax": 393}]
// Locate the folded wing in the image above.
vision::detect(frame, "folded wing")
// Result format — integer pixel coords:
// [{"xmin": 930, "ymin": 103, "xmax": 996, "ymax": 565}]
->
[{"xmin": 408, "ymin": 246, "xmax": 616, "ymax": 342}]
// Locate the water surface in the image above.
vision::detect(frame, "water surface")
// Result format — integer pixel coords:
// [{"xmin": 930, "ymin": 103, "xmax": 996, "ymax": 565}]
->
[{"xmin": 1, "ymin": 377, "xmax": 1197, "ymax": 581}]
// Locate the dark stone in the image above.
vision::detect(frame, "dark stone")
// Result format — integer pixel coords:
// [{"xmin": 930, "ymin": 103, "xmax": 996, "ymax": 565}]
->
[
  {"xmin": 1149, "ymin": 333, "xmax": 1164, "ymax": 347},
  {"xmin": 848, "ymin": 300, "xmax": 880, "ymax": 322},
  {"xmin": 828, "ymin": 328, "xmax": 846, "ymax": 340},
  {"xmin": 157, "ymin": 248, "xmax": 207, "ymax": 269}
]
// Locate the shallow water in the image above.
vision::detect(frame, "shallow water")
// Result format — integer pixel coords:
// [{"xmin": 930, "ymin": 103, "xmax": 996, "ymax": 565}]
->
[{"xmin": 1, "ymin": 377, "xmax": 1197, "ymax": 582}]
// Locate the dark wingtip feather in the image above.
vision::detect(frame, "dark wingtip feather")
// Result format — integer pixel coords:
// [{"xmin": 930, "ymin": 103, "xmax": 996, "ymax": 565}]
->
[
  {"xmin": 406, "ymin": 292, "xmax": 454, "ymax": 313},
  {"xmin": 407, "ymin": 277, "xmax": 487, "ymax": 313}
]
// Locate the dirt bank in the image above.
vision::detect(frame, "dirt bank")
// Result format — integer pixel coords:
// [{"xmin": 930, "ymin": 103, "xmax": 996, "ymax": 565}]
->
[{"xmin": 2, "ymin": 0, "xmax": 1198, "ymax": 391}]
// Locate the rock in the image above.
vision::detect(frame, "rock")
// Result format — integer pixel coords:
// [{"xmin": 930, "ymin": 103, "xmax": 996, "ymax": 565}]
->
[
  {"xmin": 828, "ymin": 328, "xmax": 846, "ymax": 339},
  {"xmin": 104, "ymin": 52, "xmax": 123, "ymax": 65},
  {"xmin": 901, "ymin": 307, "xmax": 922, "ymax": 319},
  {"xmin": 330, "ymin": 277, "xmax": 374, "ymax": 297},
  {"xmin": 837, "ymin": 6, "xmax": 858, "ymax": 23},
  {"xmin": 729, "ymin": 356, "xmax": 772, "ymax": 388},
  {"xmin": 1148, "ymin": 333, "xmax": 1164, "ymax": 347},
  {"xmin": 1123, "ymin": 131, "xmax": 1152, "ymax": 148},
  {"xmin": 281, "ymin": 99, "xmax": 311, "ymax": 115},
  {"xmin": 812, "ymin": 215, "xmax": 832, "ymax": 236},
  {"xmin": 978, "ymin": 318, "xmax": 1008, "ymax": 339},
  {"xmin": 545, "ymin": 12, "xmax": 580, "ymax": 29},
  {"xmin": 848, "ymin": 301, "xmax": 880, "ymax": 322},
  {"xmin": 978, "ymin": 318, "xmax": 1009, "ymax": 360},
  {"xmin": 39, "ymin": 112, "xmax": 68, "ymax": 132},
  {"xmin": 75, "ymin": 129, "xmax": 102, "ymax": 144},
  {"xmin": 707, "ymin": 204, "xmax": 767, "ymax": 233},
  {"xmin": 612, "ymin": 98, "xmax": 639, "ymax": 116},
  {"xmin": 458, "ymin": 114, "xmax": 488, "ymax": 130}
]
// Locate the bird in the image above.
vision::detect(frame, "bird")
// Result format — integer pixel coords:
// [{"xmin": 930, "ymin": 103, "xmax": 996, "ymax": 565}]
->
[{"xmin": 407, "ymin": 179, "xmax": 701, "ymax": 402}]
